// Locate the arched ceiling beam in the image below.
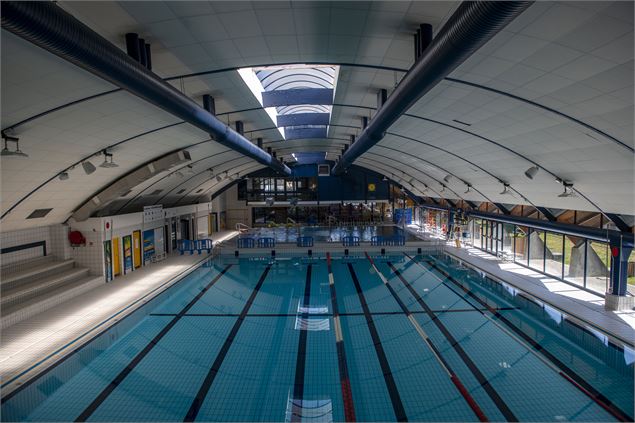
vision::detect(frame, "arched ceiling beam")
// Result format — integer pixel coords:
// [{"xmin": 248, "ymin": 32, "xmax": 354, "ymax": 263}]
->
[
  {"xmin": 170, "ymin": 159, "xmax": 258, "ymax": 207},
  {"xmin": 445, "ymin": 77, "xmax": 633, "ymax": 153},
  {"xmin": 118, "ymin": 150, "xmax": 246, "ymax": 214},
  {"xmin": 190, "ymin": 163, "xmax": 265, "ymax": 205}
]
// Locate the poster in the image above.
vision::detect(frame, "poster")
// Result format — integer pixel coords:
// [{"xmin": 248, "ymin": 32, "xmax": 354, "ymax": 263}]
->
[
  {"xmin": 143, "ymin": 229, "xmax": 155, "ymax": 262},
  {"xmin": 123, "ymin": 235, "xmax": 133, "ymax": 274},
  {"xmin": 103, "ymin": 240, "xmax": 112, "ymax": 282},
  {"xmin": 154, "ymin": 227, "xmax": 165, "ymax": 255}
]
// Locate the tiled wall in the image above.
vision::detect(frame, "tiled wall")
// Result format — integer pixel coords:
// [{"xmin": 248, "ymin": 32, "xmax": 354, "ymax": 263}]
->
[
  {"xmin": 0, "ymin": 226, "xmax": 52, "ymax": 272},
  {"xmin": 50, "ymin": 224, "xmax": 72, "ymax": 260}
]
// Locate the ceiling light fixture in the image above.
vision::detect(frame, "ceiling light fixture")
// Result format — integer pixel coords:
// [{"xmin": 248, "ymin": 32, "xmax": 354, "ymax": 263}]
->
[
  {"xmin": 464, "ymin": 183, "xmax": 472, "ymax": 194},
  {"xmin": 58, "ymin": 172, "xmax": 69, "ymax": 181},
  {"xmin": 443, "ymin": 174, "xmax": 452, "ymax": 183},
  {"xmin": 99, "ymin": 151, "xmax": 118, "ymax": 168},
  {"xmin": 440, "ymin": 185, "xmax": 446, "ymax": 193},
  {"xmin": 499, "ymin": 183, "xmax": 512, "ymax": 195},
  {"xmin": 558, "ymin": 182, "xmax": 577, "ymax": 198},
  {"xmin": 524, "ymin": 165, "xmax": 539, "ymax": 180},
  {"xmin": 1, "ymin": 133, "xmax": 28, "ymax": 157},
  {"xmin": 382, "ymin": 175, "xmax": 388, "ymax": 182},
  {"xmin": 186, "ymin": 165, "xmax": 195, "ymax": 174},
  {"xmin": 82, "ymin": 160, "xmax": 96, "ymax": 175},
  {"xmin": 216, "ymin": 174, "xmax": 223, "ymax": 183}
]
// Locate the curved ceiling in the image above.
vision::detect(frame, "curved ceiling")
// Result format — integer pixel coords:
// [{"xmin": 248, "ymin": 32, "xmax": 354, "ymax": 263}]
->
[{"xmin": 1, "ymin": 1, "xmax": 633, "ymax": 232}]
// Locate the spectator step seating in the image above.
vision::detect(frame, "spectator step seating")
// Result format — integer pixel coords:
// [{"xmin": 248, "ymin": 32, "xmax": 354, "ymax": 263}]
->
[{"xmin": 0, "ymin": 256, "xmax": 102, "ymax": 329}]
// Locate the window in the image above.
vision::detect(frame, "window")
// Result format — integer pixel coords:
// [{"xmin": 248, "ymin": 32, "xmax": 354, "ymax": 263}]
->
[
  {"xmin": 528, "ymin": 228, "xmax": 546, "ymax": 272},
  {"xmin": 502, "ymin": 223, "xmax": 514, "ymax": 256},
  {"xmin": 513, "ymin": 225, "xmax": 529, "ymax": 264},
  {"xmin": 587, "ymin": 241, "xmax": 610, "ymax": 294},
  {"xmin": 563, "ymin": 236, "xmax": 585, "ymax": 288},
  {"xmin": 545, "ymin": 232, "xmax": 564, "ymax": 279}
]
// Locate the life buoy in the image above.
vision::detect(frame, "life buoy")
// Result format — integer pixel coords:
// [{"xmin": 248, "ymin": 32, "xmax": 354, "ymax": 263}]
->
[{"xmin": 68, "ymin": 230, "xmax": 86, "ymax": 246}]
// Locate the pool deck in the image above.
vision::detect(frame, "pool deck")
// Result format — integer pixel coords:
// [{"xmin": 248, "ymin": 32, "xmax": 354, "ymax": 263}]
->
[
  {"xmin": 445, "ymin": 244, "xmax": 635, "ymax": 346},
  {"xmin": 0, "ymin": 230, "xmax": 239, "ymax": 393}
]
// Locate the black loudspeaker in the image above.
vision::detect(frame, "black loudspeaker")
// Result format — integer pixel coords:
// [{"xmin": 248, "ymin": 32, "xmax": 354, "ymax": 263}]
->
[
  {"xmin": 381, "ymin": 248, "xmax": 385, "ymax": 255},
  {"xmin": 345, "ymin": 249, "xmax": 349, "ymax": 256},
  {"xmin": 234, "ymin": 250, "xmax": 239, "ymax": 257}
]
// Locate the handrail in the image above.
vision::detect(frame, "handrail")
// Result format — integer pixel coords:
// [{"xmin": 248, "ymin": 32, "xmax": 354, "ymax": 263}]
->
[{"xmin": 235, "ymin": 223, "xmax": 252, "ymax": 233}]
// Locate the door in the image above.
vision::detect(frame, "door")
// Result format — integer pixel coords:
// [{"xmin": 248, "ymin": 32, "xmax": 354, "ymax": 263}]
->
[
  {"xmin": 180, "ymin": 219, "xmax": 190, "ymax": 240},
  {"xmin": 133, "ymin": 230, "xmax": 141, "ymax": 268},
  {"xmin": 112, "ymin": 237, "xmax": 121, "ymax": 276}
]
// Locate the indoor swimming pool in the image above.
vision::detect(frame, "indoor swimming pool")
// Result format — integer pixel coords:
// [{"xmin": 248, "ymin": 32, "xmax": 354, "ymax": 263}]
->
[
  {"xmin": 243, "ymin": 225, "xmax": 420, "ymax": 243},
  {"xmin": 2, "ymin": 253, "xmax": 633, "ymax": 422}
]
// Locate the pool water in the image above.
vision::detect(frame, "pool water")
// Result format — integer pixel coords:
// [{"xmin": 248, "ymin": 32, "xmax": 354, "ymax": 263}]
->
[
  {"xmin": 2, "ymin": 253, "xmax": 633, "ymax": 422},
  {"xmin": 244, "ymin": 225, "xmax": 420, "ymax": 243}
]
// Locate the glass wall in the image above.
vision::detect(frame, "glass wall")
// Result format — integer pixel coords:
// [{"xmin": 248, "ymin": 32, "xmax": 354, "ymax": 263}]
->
[
  {"xmin": 467, "ymin": 217, "xmax": 615, "ymax": 296},
  {"xmin": 528, "ymin": 228, "xmax": 546, "ymax": 272},
  {"xmin": 545, "ymin": 232, "xmax": 564, "ymax": 279},
  {"xmin": 563, "ymin": 236, "xmax": 586, "ymax": 288},
  {"xmin": 587, "ymin": 241, "xmax": 610, "ymax": 294}
]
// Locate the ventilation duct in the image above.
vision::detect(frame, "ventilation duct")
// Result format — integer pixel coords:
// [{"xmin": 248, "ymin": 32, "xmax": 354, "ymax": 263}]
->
[
  {"xmin": 1, "ymin": 2, "xmax": 290, "ymax": 176},
  {"xmin": 72, "ymin": 150, "xmax": 191, "ymax": 221},
  {"xmin": 332, "ymin": 1, "xmax": 532, "ymax": 175}
]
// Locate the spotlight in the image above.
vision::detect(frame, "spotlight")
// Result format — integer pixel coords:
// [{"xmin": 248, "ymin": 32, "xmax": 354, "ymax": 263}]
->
[
  {"xmin": 558, "ymin": 182, "xmax": 577, "ymax": 198},
  {"xmin": 440, "ymin": 185, "xmax": 446, "ymax": 193},
  {"xmin": 1, "ymin": 133, "xmax": 28, "ymax": 157},
  {"xmin": 443, "ymin": 175, "xmax": 452, "ymax": 183},
  {"xmin": 499, "ymin": 183, "xmax": 513, "ymax": 196},
  {"xmin": 58, "ymin": 172, "xmax": 69, "ymax": 181},
  {"xmin": 382, "ymin": 176, "xmax": 388, "ymax": 182},
  {"xmin": 464, "ymin": 184, "xmax": 471, "ymax": 194},
  {"xmin": 82, "ymin": 161, "xmax": 96, "ymax": 175},
  {"xmin": 216, "ymin": 174, "xmax": 223, "ymax": 183},
  {"xmin": 99, "ymin": 151, "xmax": 118, "ymax": 168},
  {"xmin": 186, "ymin": 165, "xmax": 195, "ymax": 174},
  {"xmin": 524, "ymin": 165, "xmax": 539, "ymax": 180}
]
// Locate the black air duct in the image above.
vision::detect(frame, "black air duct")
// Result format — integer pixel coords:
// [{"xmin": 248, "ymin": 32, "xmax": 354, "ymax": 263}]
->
[
  {"xmin": 1, "ymin": 1, "xmax": 290, "ymax": 176},
  {"xmin": 332, "ymin": 1, "xmax": 532, "ymax": 175}
]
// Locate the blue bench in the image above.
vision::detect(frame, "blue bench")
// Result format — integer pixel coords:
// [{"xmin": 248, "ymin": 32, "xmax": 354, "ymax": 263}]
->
[
  {"xmin": 196, "ymin": 239, "xmax": 213, "ymax": 254},
  {"xmin": 297, "ymin": 236, "xmax": 314, "ymax": 247},
  {"xmin": 257, "ymin": 237, "xmax": 276, "ymax": 248},
  {"xmin": 237, "ymin": 238, "xmax": 255, "ymax": 248},
  {"xmin": 177, "ymin": 239, "xmax": 195, "ymax": 255},
  {"xmin": 342, "ymin": 236, "xmax": 360, "ymax": 247}
]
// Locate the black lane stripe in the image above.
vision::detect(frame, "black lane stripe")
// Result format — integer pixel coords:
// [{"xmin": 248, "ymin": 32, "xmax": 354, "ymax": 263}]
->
[
  {"xmin": 420, "ymin": 258, "xmax": 633, "ymax": 423},
  {"xmin": 376, "ymin": 259, "xmax": 487, "ymax": 422},
  {"xmin": 75, "ymin": 265, "xmax": 232, "ymax": 422},
  {"xmin": 347, "ymin": 263, "xmax": 408, "ymax": 422},
  {"xmin": 327, "ymin": 253, "xmax": 356, "ymax": 422},
  {"xmin": 184, "ymin": 265, "xmax": 271, "ymax": 422},
  {"xmin": 388, "ymin": 262, "xmax": 518, "ymax": 422},
  {"xmin": 291, "ymin": 264, "xmax": 312, "ymax": 423}
]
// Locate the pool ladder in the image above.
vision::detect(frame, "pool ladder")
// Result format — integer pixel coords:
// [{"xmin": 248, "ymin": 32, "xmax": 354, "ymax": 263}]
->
[{"xmin": 235, "ymin": 223, "xmax": 252, "ymax": 233}]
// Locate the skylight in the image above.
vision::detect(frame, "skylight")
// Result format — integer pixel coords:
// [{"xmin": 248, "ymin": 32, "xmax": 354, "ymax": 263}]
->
[{"xmin": 237, "ymin": 64, "xmax": 339, "ymax": 141}]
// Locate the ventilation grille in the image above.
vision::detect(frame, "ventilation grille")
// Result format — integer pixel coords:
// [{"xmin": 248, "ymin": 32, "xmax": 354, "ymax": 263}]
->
[
  {"xmin": 149, "ymin": 189, "xmax": 163, "ymax": 196},
  {"xmin": 177, "ymin": 189, "xmax": 186, "ymax": 194},
  {"xmin": 27, "ymin": 208, "xmax": 53, "ymax": 219},
  {"xmin": 195, "ymin": 189, "xmax": 204, "ymax": 193}
]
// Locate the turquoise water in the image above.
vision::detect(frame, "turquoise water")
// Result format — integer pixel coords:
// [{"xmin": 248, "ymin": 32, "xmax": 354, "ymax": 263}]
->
[
  {"xmin": 244, "ymin": 225, "xmax": 419, "ymax": 243},
  {"xmin": 2, "ymin": 253, "xmax": 633, "ymax": 422}
]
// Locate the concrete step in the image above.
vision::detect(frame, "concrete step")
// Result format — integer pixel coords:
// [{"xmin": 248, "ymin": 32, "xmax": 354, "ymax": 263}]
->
[
  {"xmin": 1, "ymin": 258, "xmax": 76, "ymax": 291},
  {"xmin": 1, "ymin": 267, "xmax": 90, "ymax": 310},
  {"xmin": 0, "ymin": 275, "xmax": 104, "ymax": 330}
]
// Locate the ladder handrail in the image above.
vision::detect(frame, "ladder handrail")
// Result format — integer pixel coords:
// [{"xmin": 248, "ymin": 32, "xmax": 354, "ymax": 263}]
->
[{"xmin": 235, "ymin": 222, "xmax": 252, "ymax": 233}]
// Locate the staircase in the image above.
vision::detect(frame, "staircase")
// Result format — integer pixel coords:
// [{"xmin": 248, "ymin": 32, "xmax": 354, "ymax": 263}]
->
[{"xmin": 1, "ymin": 256, "xmax": 103, "ymax": 329}]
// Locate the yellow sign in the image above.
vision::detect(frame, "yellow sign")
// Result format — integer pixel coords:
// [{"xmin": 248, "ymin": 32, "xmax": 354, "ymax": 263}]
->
[{"xmin": 368, "ymin": 183, "xmax": 376, "ymax": 192}]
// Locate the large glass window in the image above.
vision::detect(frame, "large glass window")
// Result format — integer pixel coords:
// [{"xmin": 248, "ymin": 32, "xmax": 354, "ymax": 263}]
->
[
  {"xmin": 473, "ymin": 219, "xmax": 482, "ymax": 249},
  {"xmin": 513, "ymin": 225, "xmax": 529, "ymax": 264},
  {"xmin": 502, "ymin": 223, "xmax": 514, "ymax": 257},
  {"xmin": 563, "ymin": 236, "xmax": 586, "ymax": 288},
  {"xmin": 545, "ymin": 232, "xmax": 564, "ymax": 279},
  {"xmin": 528, "ymin": 228, "xmax": 546, "ymax": 272},
  {"xmin": 587, "ymin": 241, "xmax": 610, "ymax": 294}
]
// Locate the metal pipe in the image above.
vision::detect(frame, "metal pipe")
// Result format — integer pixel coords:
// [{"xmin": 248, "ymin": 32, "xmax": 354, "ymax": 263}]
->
[
  {"xmin": 1, "ymin": 1, "xmax": 290, "ymax": 175},
  {"xmin": 332, "ymin": 1, "xmax": 533, "ymax": 175}
]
